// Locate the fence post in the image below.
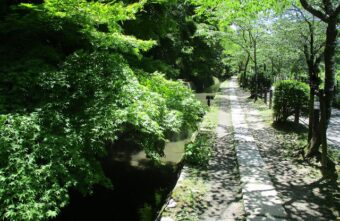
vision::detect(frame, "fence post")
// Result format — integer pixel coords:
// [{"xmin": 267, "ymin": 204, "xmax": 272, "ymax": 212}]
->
[
  {"xmin": 294, "ymin": 108, "xmax": 300, "ymax": 124},
  {"xmin": 313, "ymin": 100, "xmax": 320, "ymax": 137},
  {"xmin": 269, "ymin": 90, "xmax": 273, "ymax": 109}
]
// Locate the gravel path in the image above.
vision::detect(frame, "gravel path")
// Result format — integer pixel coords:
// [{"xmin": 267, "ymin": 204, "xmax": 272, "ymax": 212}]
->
[
  {"xmin": 198, "ymin": 82, "xmax": 245, "ymax": 221},
  {"xmin": 161, "ymin": 81, "xmax": 245, "ymax": 221},
  {"xmin": 233, "ymin": 78, "xmax": 340, "ymax": 221},
  {"xmin": 162, "ymin": 78, "xmax": 339, "ymax": 221},
  {"xmin": 229, "ymin": 77, "xmax": 287, "ymax": 221}
]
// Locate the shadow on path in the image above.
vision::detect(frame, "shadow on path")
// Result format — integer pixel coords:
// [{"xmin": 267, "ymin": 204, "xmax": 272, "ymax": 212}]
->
[{"xmin": 236, "ymin": 82, "xmax": 340, "ymax": 221}]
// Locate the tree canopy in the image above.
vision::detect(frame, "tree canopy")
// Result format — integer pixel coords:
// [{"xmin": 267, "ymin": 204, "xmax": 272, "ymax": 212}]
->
[{"xmin": 0, "ymin": 0, "xmax": 339, "ymax": 220}]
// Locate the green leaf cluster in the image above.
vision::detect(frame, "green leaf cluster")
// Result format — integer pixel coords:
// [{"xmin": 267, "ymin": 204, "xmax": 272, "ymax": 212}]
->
[
  {"xmin": 273, "ymin": 80, "xmax": 310, "ymax": 122},
  {"xmin": 123, "ymin": 0, "xmax": 230, "ymax": 91},
  {"xmin": 0, "ymin": 0, "xmax": 206, "ymax": 220}
]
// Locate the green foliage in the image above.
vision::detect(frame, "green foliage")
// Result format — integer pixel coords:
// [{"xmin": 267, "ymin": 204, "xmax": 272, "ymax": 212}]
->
[
  {"xmin": 334, "ymin": 74, "xmax": 340, "ymax": 108},
  {"xmin": 273, "ymin": 80, "xmax": 309, "ymax": 122},
  {"xmin": 239, "ymin": 69, "xmax": 273, "ymax": 94},
  {"xmin": 123, "ymin": 0, "xmax": 229, "ymax": 91},
  {"xmin": 0, "ymin": 1, "xmax": 206, "ymax": 220},
  {"xmin": 184, "ymin": 132, "xmax": 214, "ymax": 166},
  {"xmin": 139, "ymin": 72, "xmax": 205, "ymax": 132},
  {"xmin": 138, "ymin": 203, "xmax": 153, "ymax": 221},
  {"xmin": 184, "ymin": 96, "xmax": 218, "ymax": 166},
  {"xmin": 190, "ymin": 0, "xmax": 291, "ymax": 21},
  {"xmin": 40, "ymin": 0, "xmax": 155, "ymax": 56},
  {"xmin": 0, "ymin": 48, "xmax": 205, "ymax": 220},
  {"xmin": 0, "ymin": 112, "xmax": 110, "ymax": 221}
]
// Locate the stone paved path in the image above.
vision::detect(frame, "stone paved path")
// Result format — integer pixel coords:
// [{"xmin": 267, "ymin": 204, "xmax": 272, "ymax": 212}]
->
[
  {"xmin": 161, "ymin": 81, "xmax": 245, "ymax": 221},
  {"xmin": 236, "ymin": 79, "xmax": 340, "ymax": 221},
  {"xmin": 327, "ymin": 108, "xmax": 340, "ymax": 148},
  {"xmin": 229, "ymin": 77, "xmax": 287, "ymax": 221},
  {"xmin": 161, "ymin": 78, "xmax": 339, "ymax": 221},
  {"xmin": 327, "ymin": 108, "xmax": 340, "ymax": 149},
  {"xmin": 198, "ymin": 81, "xmax": 245, "ymax": 221}
]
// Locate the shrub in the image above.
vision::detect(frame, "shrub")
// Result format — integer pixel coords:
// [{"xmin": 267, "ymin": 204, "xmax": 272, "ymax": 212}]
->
[
  {"xmin": 0, "ymin": 52, "xmax": 205, "ymax": 221},
  {"xmin": 184, "ymin": 131, "xmax": 214, "ymax": 166},
  {"xmin": 138, "ymin": 72, "xmax": 205, "ymax": 132},
  {"xmin": 333, "ymin": 75, "xmax": 340, "ymax": 108},
  {"xmin": 273, "ymin": 80, "xmax": 309, "ymax": 122},
  {"xmin": 238, "ymin": 71, "xmax": 273, "ymax": 94},
  {"xmin": 138, "ymin": 203, "xmax": 153, "ymax": 221}
]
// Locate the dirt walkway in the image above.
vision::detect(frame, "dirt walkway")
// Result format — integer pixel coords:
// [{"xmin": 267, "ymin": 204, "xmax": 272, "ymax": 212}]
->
[
  {"xmin": 161, "ymin": 78, "xmax": 339, "ymax": 221},
  {"xmin": 197, "ymin": 82, "xmax": 245, "ymax": 221},
  {"xmin": 161, "ymin": 81, "xmax": 245, "ymax": 221},
  {"xmin": 234, "ymin": 78, "xmax": 340, "ymax": 221},
  {"xmin": 229, "ymin": 77, "xmax": 287, "ymax": 221}
]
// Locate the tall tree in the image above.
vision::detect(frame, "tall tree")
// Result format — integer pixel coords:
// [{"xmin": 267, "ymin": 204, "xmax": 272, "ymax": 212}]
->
[
  {"xmin": 299, "ymin": 0, "xmax": 339, "ymax": 177},
  {"xmin": 275, "ymin": 8, "xmax": 326, "ymax": 156},
  {"xmin": 190, "ymin": 0, "xmax": 339, "ymax": 178},
  {"xmin": 225, "ymin": 18, "xmax": 269, "ymax": 99}
]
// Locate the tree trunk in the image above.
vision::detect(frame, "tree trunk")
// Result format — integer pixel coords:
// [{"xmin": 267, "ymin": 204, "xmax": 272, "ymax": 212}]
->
[
  {"xmin": 323, "ymin": 18, "xmax": 337, "ymax": 127},
  {"xmin": 243, "ymin": 53, "xmax": 250, "ymax": 88},
  {"xmin": 306, "ymin": 107, "xmax": 321, "ymax": 159},
  {"xmin": 319, "ymin": 92, "xmax": 337, "ymax": 179},
  {"xmin": 299, "ymin": 0, "xmax": 339, "ymax": 179},
  {"xmin": 308, "ymin": 88, "xmax": 315, "ymax": 140},
  {"xmin": 254, "ymin": 41, "xmax": 258, "ymax": 101},
  {"xmin": 318, "ymin": 18, "xmax": 338, "ymax": 179}
]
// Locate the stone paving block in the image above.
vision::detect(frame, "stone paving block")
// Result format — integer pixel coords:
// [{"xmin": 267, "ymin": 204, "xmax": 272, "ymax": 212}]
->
[
  {"xmin": 240, "ymin": 174, "xmax": 273, "ymax": 187},
  {"xmin": 242, "ymin": 190, "xmax": 287, "ymax": 218},
  {"xmin": 236, "ymin": 148, "xmax": 264, "ymax": 166},
  {"xmin": 234, "ymin": 133, "xmax": 256, "ymax": 142},
  {"xmin": 247, "ymin": 215, "xmax": 287, "ymax": 221},
  {"xmin": 236, "ymin": 141, "xmax": 258, "ymax": 151},
  {"xmin": 238, "ymin": 164, "xmax": 269, "ymax": 177}
]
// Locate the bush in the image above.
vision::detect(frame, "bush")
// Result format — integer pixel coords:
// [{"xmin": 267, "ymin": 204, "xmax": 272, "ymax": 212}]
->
[
  {"xmin": 0, "ymin": 1, "xmax": 207, "ymax": 220},
  {"xmin": 0, "ymin": 52, "xmax": 205, "ymax": 221},
  {"xmin": 273, "ymin": 80, "xmax": 309, "ymax": 122},
  {"xmin": 238, "ymin": 71, "xmax": 273, "ymax": 94},
  {"xmin": 184, "ymin": 131, "xmax": 214, "ymax": 166},
  {"xmin": 333, "ymin": 75, "xmax": 340, "ymax": 108},
  {"xmin": 138, "ymin": 203, "xmax": 153, "ymax": 221}
]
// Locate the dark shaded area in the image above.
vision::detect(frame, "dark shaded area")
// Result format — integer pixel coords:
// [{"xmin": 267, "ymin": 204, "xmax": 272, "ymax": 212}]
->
[
  {"xmin": 122, "ymin": 0, "xmax": 231, "ymax": 91},
  {"xmin": 272, "ymin": 121, "xmax": 309, "ymax": 135},
  {"xmin": 237, "ymin": 86, "xmax": 340, "ymax": 221},
  {"xmin": 53, "ymin": 136, "xmax": 182, "ymax": 221},
  {"xmin": 0, "ymin": 6, "xmax": 89, "ymax": 114},
  {"xmin": 54, "ymin": 161, "xmax": 180, "ymax": 221}
]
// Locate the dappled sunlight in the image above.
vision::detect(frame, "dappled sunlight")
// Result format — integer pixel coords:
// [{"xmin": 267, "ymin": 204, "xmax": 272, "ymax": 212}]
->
[
  {"xmin": 130, "ymin": 138, "xmax": 190, "ymax": 167},
  {"xmin": 2, "ymin": 0, "xmax": 340, "ymax": 220},
  {"xmin": 229, "ymin": 77, "xmax": 287, "ymax": 220},
  {"xmin": 236, "ymin": 80, "xmax": 340, "ymax": 221}
]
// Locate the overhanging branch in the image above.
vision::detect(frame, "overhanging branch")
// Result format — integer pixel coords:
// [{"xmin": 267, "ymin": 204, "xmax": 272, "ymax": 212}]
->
[{"xmin": 299, "ymin": 0, "xmax": 328, "ymax": 22}]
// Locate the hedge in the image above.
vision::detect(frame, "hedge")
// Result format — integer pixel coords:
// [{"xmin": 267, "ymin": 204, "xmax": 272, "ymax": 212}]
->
[{"xmin": 273, "ymin": 80, "xmax": 309, "ymax": 122}]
